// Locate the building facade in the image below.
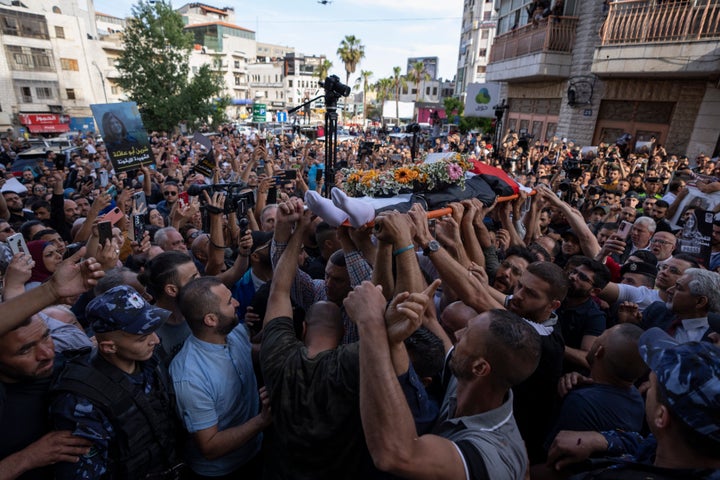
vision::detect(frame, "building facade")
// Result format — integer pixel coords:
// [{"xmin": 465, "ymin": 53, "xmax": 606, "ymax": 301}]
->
[
  {"xmin": 455, "ymin": 0, "xmax": 497, "ymax": 101},
  {"xmin": 0, "ymin": 0, "xmax": 110, "ymax": 134},
  {"xmin": 486, "ymin": 0, "xmax": 720, "ymax": 158}
]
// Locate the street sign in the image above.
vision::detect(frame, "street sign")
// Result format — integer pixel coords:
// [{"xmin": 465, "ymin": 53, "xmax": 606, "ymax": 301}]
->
[
  {"xmin": 252, "ymin": 104, "xmax": 267, "ymax": 123},
  {"xmin": 276, "ymin": 111, "xmax": 287, "ymax": 123}
]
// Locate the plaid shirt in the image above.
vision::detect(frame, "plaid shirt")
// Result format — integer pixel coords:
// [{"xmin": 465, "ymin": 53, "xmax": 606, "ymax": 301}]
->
[{"xmin": 271, "ymin": 240, "xmax": 372, "ymax": 343}]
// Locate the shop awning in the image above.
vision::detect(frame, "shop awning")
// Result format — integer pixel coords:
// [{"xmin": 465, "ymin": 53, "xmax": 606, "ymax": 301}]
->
[{"xmin": 27, "ymin": 123, "xmax": 70, "ymax": 133}]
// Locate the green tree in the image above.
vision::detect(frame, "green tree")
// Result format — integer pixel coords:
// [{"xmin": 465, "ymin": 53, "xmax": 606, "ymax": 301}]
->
[
  {"xmin": 443, "ymin": 97, "xmax": 464, "ymax": 123},
  {"xmin": 407, "ymin": 61, "xmax": 431, "ymax": 105},
  {"xmin": 116, "ymin": 0, "xmax": 225, "ymax": 132},
  {"xmin": 336, "ymin": 35, "xmax": 365, "ymax": 86},
  {"xmin": 315, "ymin": 58, "xmax": 333, "ymax": 83},
  {"xmin": 391, "ymin": 66, "xmax": 407, "ymax": 126},
  {"xmin": 372, "ymin": 77, "xmax": 393, "ymax": 126},
  {"xmin": 354, "ymin": 70, "xmax": 373, "ymax": 125}
]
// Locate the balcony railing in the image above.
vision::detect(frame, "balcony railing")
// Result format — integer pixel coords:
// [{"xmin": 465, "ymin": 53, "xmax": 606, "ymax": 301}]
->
[
  {"xmin": 601, "ymin": 0, "xmax": 720, "ymax": 45},
  {"xmin": 489, "ymin": 17, "xmax": 578, "ymax": 63}
]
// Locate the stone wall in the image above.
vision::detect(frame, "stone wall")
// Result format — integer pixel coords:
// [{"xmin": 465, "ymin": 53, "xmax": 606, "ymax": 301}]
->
[{"xmin": 556, "ymin": 0, "xmax": 606, "ymax": 146}]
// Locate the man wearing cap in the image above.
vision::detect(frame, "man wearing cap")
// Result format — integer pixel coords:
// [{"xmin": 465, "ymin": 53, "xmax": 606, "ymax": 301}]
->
[
  {"xmin": 50, "ymin": 285, "xmax": 182, "ymax": 480},
  {"xmin": 619, "ymin": 260, "xmax": 657, "ymax": 288},
  {"xmin": 599, "ymin": 254, "xmax": 698, "ymax": 313},
  {"xmin": 623, "ymin": 191, "xmax": 640, "ymax": 211},
  {"xmin": 547, "ymin": 327, "xmax": 720, "ymax": 478}
]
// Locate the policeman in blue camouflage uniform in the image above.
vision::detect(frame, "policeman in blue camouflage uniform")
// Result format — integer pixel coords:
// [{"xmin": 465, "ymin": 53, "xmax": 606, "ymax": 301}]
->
[
  {"xmin": 548, "ymin": 328, "xmax": 720, "ymax": 479},
  {"xmin": 49, "ymin": 285, "xmax": 184, "ymax": 480}
]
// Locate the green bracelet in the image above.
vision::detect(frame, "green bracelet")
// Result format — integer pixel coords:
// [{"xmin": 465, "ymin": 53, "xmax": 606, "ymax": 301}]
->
[{"xmin": 392, "ymin": 244, "xmax": 415, "ymax": 257}]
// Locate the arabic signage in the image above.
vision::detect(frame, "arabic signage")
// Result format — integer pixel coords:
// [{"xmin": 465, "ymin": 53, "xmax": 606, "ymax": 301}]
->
[
  {"xmin": 90, "ymin": 102, "xmax": 152, "ymax": 172},
  {"xmin": 464, "ymin": 83, "xmax": 501, "ymax": 118}
]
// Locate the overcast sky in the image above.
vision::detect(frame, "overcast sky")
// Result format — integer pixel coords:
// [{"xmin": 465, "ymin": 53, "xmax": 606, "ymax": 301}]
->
[{"xmin": 95, "ymin": 0, "xmax": 465, "ymax": 83}]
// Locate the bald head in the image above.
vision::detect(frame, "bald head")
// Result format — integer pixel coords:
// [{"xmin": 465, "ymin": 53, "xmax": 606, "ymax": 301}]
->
[
  {"xmin": 588, "ymin": 323, "xmax": 647, "ymax": 384},
  {"xmin": 305, "ymin": 301, "xmax": 343, "ymax": 341},
  {"xmin": 440, "ymin": 301, "xmax": 478, "ymax": 333}
]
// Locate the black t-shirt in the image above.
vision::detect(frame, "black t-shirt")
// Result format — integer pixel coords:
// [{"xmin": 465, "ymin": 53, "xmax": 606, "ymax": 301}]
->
[
  {"xmin": 259, "ymin": 317, "xmax": 372, "ymax": 480},
  {"xmin": 0, "ymin": 377, "xmax": 53, "ymax": 480},
  {"xmin": 513, "ymin": 328, "xmax": 565, "ymax": 465}
]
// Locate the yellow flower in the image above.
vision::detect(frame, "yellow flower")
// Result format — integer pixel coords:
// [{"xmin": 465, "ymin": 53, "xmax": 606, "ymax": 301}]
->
[
  {"xmin": 394, "ymin": 167, "xmax": 418, "ymax": 184},
  {"xmin": 348, "ymin": 172, "xmax": 361, "ymax": 183},
  {"xmin": 361, "ymin": 170, "xmax": 378, "ymax": 186}
]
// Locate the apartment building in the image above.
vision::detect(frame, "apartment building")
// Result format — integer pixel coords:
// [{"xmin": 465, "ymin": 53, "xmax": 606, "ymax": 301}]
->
[
  {"xmin": 486, "ymin": 0, "xmax": 720, "ymax": 158},
  {"xmin": 455, "ymin": 0, "xmax": 497, "ymax": 101},
  {"xmin": 0, "ymin": 0, "xmax": 109, "ymax": 134}
]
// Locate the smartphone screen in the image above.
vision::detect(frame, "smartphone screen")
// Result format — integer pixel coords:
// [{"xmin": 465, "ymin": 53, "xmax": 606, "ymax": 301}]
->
[
  {"xmin": 98, "ymin": 221, "xmax": 113, "ymax": 247},
  {"xmin": 131, "ymin": 214, "xmax": 145, "ymax": 243},
  {"xmin": 133, "ymin": 191, "xmax": 147, "ymax": 213}
]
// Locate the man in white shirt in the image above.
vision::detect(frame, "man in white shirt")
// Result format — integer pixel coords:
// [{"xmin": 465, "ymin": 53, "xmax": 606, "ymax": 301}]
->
[{"xmin": 664, "ymin": 268, "xmax": 720, "ymax": 343}]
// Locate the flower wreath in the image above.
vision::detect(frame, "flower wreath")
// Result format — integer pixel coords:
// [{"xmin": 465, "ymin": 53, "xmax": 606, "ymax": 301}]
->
[{"xmin": 341, "ymin": 153, "xmax": 472, "ymax": 197}]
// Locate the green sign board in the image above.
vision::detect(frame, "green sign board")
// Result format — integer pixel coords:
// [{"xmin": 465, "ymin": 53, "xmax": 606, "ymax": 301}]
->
[{"xmin": 252, "ymin": 103, "xmax": 266, "ymax": 123}]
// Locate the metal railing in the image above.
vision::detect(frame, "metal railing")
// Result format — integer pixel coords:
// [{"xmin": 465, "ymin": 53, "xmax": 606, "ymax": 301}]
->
[
  {"xmin": 601, "ymin": 0, "xmax": 720, "ymax": 45},
  {"xmin": 489, "ymin": 17, "xmax": 578, "ymax": 63}
]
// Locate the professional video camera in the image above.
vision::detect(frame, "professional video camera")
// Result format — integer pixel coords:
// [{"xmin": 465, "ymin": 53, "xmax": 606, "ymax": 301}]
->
[
  {"xmin": 187, "ymin": 182, "xmax": 254, "ymax": 215},
  {"xmin": 319, "ymin": 75, "xmax": 351, "ymax": 100},
  {"xmin": 405, "ymin": 123, "xmax": 421, "ymax": 134},
  {"xmin": 358, "ymin": 141, "xmax": 379, "ymax": 157}
]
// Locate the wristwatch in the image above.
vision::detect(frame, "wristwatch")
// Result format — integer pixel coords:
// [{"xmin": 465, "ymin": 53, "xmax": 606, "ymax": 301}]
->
[{"xmin": 422, "ymin": 240, "xmax": 440, "ymax": 256}]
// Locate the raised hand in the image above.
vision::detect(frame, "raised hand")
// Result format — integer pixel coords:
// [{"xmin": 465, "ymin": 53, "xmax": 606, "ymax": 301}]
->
[{"xmin": 385, "ymin": 280, "xmax": 441, "ymax": 344}]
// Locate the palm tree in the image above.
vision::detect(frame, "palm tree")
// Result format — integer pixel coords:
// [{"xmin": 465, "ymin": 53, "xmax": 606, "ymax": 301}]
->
[
  {"xmin": 407, "ymin": 61, "xmax": 431, "ymax": 119},
  {"xmin": 315, "ymin": 58, "xmax": 333, "ymax": 83},
  {"xmin": 391, "ymin": 66, "xmax": 407, "ymax": 127},
  {"xmin": 336, "ymin": 35, "xmax": 365, "ymax": 86},
  {"xmin": 354, "ymin": 70, "xmax": 373, "ymax": 126},
  {"xmin": 373, "ymin": 77, "xmax": 393, "ymax": 127}
]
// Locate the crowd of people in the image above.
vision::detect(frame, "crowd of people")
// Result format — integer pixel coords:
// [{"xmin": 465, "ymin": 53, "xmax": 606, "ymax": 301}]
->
[{"xmin": 0, "ymin": 123, "xmax": 719, "ymax": 480}]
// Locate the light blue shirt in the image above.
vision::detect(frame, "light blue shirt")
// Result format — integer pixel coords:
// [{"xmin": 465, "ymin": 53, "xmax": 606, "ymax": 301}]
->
[{"xmin": 170, "ymin": 325, "xmax": 260, "ymax": 476}]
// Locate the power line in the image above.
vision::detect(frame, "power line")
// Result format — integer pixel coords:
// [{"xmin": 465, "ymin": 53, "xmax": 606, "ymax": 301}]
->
[{"xmin": 259, "ymin": 16, "xmax": 461, "ymax": 24}]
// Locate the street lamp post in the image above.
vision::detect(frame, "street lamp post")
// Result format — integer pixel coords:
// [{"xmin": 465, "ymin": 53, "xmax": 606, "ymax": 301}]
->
[{"xmin": 91, "ymin": 61, "xmax": 108, "ymax": 103}]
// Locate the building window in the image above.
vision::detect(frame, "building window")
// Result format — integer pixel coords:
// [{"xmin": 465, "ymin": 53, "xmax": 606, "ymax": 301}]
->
[
  {"xmin": 234, "ymin": 60, "xmax": 240, "ymax": 69},
  {"xmin": 288, "ymin": 80, "xmax": 293, "ymax": 87},
  {"xmin": 234, "ymin": 74, "xmax": 241, "ymax": 86},
  {"xmin": 478, "ymin": 49, "xmax": 487, "ymax": 57},
  {"xmin": 111, "ymin": 85, "xmax": 120, "ymax": 95},
  {"xmin": 412, "ymin": 88, "xmax": 417, "ymax": 95},
  {"xmin": 0, "ymin": 9, "xmax": 50, "ymax": 39},
  {"xmin": 477, "ymin": 65, "xmax": 486, "ymax": 74},
  {"xmin": 483, "ymin": 11, "xmax": 491, "ymax": 20},
  {"xmin": 481, "ymin": 30, "xmax": 489, "ymax": 39},
  {"xmin": 54, "ymin": 26, "xmax": 64, "ymax": 38},
  {"xmin": 66, "ymin": 88, "xmax": 76, "ymax": 100},
  {"xmin": 60, "ymin": 58, "xmax": 79, "ymax": 71},
  {"xmin": 20, "ymin": 87, "xmax": 32, "ymax": 103},
  {"xmin": 5, "ymin": 46, "xmax": 54, "ymax": 71},
  {"xmin": 52, "ymin": 6, "xmax": 62, "ymax": 14},
  {"xmin": 36, "ymin": 87, "xmax": 54, "ymax": 99},
  {"xmin": 433, "ymin": 87, "xmax": 438, "ymax": 95}
]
